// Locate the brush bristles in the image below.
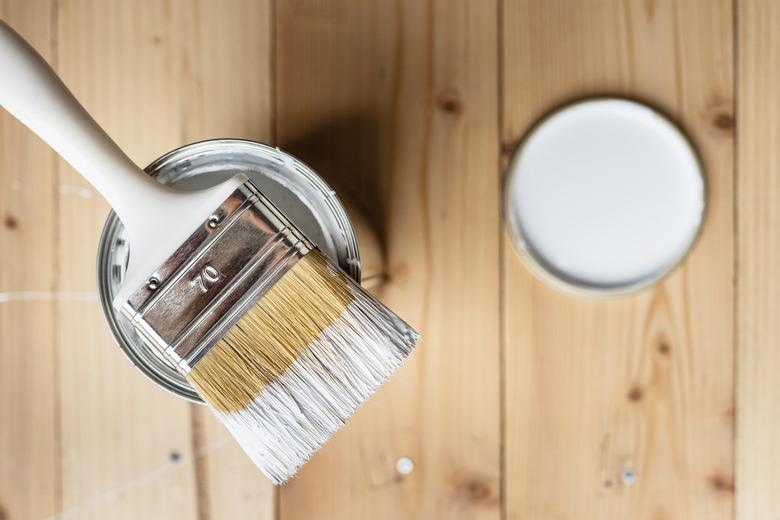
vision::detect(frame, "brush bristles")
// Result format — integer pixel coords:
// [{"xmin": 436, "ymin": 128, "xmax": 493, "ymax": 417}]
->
[{"xmin": 187, "ymin": 250, "xmax": 418, "ymax": 484}]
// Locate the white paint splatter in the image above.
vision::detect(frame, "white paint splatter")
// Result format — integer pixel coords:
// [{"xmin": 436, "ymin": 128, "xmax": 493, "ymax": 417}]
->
[
  {"xmin": 396, "ymin": 456, "xmax": 414, "ymax": 475},
  {"xmin": 58, "ymin": 183, "xmax": 93, "ymax": 199},
  {"xmin": 0, "ymin": 291, "xmax": 97, "ymax": 303}
]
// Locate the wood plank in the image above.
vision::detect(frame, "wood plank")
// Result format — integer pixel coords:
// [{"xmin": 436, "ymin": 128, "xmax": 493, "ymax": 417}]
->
[
  {"xmin": 54, "ymin": 2, "xmax": 199, "ymax": 518},
  {"xmin": 53, "ymin": 1, "xmax": 274, "ymax": 518},
  {"xmin": 0, "ymin": 5, "xmax": 60, "ymax": 520},
  {"xmin": 275, "ymin": 1, "xmax": 501, "ymax": 517},
  {"xmin": 173, "ymin": 1, "xmax": 276, "ymax": 517},
  {"xmin": 736, "ymin": 1, "xmax": 780, "ymax": 518},
  {"xmin": 502, "ymin": 1, "xmax": 734, "ymax": 518}
]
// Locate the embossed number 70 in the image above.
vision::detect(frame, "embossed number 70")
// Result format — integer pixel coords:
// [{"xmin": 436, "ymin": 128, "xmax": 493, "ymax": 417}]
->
[{"xmin": 192, "ymin": 265, "xmax": 221, "ymax": 293}]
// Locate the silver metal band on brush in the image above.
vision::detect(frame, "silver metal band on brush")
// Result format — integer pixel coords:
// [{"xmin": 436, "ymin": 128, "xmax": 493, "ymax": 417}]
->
[{"xmin": 119, "ymin": 181, "xmax": 312, "ymax": 374}]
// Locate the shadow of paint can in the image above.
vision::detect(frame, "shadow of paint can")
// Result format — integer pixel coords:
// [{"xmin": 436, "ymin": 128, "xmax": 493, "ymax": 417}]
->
[{"xmin": 96, "ymin": 139, "xmax": 376, "ymax": 402}]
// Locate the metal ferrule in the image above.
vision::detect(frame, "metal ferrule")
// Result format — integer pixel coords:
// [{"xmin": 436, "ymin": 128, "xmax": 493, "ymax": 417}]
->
[{"xmin": 119, "ymin": 181, "xmax": 312, "ymax": 374}]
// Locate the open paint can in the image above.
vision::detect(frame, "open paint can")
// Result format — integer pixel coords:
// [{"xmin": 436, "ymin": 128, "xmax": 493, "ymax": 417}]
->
[
  {"xmin": 97, "ymin": 139, "xmax": 363, "ymax": 402},
  {"xmin": 503, "ymin": 98, "xmax": 706, "ymax": 297}
]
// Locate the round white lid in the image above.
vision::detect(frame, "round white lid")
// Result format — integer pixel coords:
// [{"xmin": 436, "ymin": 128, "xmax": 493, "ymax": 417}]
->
[{"xmin": 504, "ymin": 98, "xmax": 705, "ymax": 296}]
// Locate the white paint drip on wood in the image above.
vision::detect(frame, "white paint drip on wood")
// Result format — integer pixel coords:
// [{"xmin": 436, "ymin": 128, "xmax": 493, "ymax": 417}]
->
[
  {"xmin": 43, "ymin": 436, "xmax": 232, "ymax": 520},
  {"xmin": 0, "ymin": 291, "xmax": 97, "ymax": 303},
  {"xmin": 58, "ymin": 183, "xmax": 93, "ymax": 198}
]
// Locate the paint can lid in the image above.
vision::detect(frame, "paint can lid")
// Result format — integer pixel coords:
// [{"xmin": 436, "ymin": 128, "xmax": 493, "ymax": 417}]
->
[{"xmin": 503, "ymin": 98, "xmax": 705, "ymax": 297}]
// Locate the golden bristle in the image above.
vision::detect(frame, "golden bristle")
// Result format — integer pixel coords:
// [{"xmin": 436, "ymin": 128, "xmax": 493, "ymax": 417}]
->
[
  {"xmin": 188, "ymin": 249, "xmax": 354, "ymax": 413},
  {"xmin": 186, "ymin": 247, "xmax": 417, "ymax": 483}
]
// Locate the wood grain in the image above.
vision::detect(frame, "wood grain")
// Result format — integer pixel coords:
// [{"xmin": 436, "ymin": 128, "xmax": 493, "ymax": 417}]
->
[
  {"xmin": 54, "ymin": 2, "xmax": 200, "ymax": 518},
  {"xmin": 0, "ymin": 1, "xmax": 763, "ymax": 519},
  {"xmin": 736, "ymin": 1, "xmax": 780, "ymax": 518},
  {"xmin": 0, "ymin": 4, "xmax": 60, "ymax": 520},
  {"xmin": 275, "ymin": 0, "xmax": 501, "ymax": 518},
  {"xmin": 502, "ymin": 1, "xmax": 734, "ymax": 519},
  {"xmin": 171, "ymin": 2, "xmax": 276, "ymax": 518},
  {"xmin": 54, "ymin": 1, "xmax": 275, "ymax": 518},
  {"xmin": 2, "ymin": 1, "xmax": 276, "ymax": 518}
]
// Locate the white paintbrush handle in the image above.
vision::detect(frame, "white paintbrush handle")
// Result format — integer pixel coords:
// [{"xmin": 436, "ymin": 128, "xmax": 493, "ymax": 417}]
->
[
  {"xmin": 0, "ymin": 20, "xmax": 179, "ymax": 226},
  {"xmin": 0, "ymin": 20, "xmax": 242, "ymax": 303}
]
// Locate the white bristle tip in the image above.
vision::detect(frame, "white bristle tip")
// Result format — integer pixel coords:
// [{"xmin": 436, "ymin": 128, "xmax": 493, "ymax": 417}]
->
[{"xmin": 209, "ymin": 295, "xmax": 418, "ymax": 484}]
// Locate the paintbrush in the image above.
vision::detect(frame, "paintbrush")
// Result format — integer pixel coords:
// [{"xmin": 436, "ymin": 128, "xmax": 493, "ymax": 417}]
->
[{"xmin": 0, "ymin": 21, "xmax": 418, "ymax": 483}]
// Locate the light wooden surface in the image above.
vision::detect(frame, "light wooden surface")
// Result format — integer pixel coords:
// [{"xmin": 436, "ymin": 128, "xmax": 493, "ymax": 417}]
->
[
  {"xmin": 2, "ymin": 2, "xmax": 274, "ymax": 519},
  {"xmin": 275, "ymin": 1, "xmax": 500, "ymax": 518},
  {"xmin": 1, "ymin": 1, "xmax": 777, "ymax": 519},
  {"xmin": 0, "ymin": 4, "xmax": 59, "ymax": 520},
  {"xmin": 737, "ymin": 0, "xmax": 780, "ymax": 518},
  {"xmin": 502, "ymin": 1, "xmax": 735, "ymax": 519}
]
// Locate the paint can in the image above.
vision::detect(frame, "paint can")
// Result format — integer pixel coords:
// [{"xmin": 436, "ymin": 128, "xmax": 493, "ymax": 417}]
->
[
  {"xmin": 97, "ymin": 139, "xmax": 366, "ymax": 402},
  {"xmin": 503, "ymin": 98, "xmax": 705, "ymax": 297}
]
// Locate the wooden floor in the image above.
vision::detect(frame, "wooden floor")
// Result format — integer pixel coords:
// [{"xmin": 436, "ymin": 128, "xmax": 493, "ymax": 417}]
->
[{"xmin": 0, "ymin": 0, "xmax": 776, "ymax": 518}]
